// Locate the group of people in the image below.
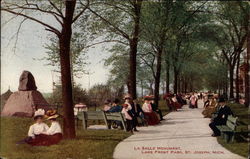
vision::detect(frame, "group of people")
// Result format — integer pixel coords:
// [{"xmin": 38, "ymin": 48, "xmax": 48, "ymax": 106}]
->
[
  {"xmin": 103, "ymin": 94, "xmax": 164, "ymax": 132},
  {"xmin": 164, "ymin": 93, "xmax": 188, "ymax": 111},
  {"xmin": 17, "ymin": 109, "xmax": 63, "ymax": 146},
  {"xmin": 19, "ymin": 91, "xmax": 234, "ymax": 147},
  {"xmin": 201, "ymin": 93, "xmax": 234, "ymax": 137}
]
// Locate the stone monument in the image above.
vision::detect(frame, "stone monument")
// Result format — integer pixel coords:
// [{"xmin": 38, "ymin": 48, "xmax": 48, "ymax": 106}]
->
[{"xmin": 1, "ymin": 71, "xmax": 50, "ymax": 117}]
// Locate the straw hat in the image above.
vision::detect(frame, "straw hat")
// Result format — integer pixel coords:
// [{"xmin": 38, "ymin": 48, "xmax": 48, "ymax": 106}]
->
[
  {"xmin": 144, "ymin": 96, "xmax": 152, "ymax": 100},
  {"xmin": 45, "ymin": 109, "xmax": 59, "ymax": 120},
  {"xmin": 123, "ymin": 94, "xmax": 132, "ymax": 100}
]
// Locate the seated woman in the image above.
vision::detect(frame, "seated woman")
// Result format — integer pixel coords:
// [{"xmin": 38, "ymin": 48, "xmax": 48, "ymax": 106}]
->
[
  {"xmin": 142, "ymin": 96, "xmax": 160, "ymax": 125},
  {"xmin": 103, "ymin": 99, "xmax": 112, "ymax": 112},
  {"xmin": 16, "ymin": 109, "xmax": 49, "ymax": 145},
  {"xmin": 26, "ymin": 110, "xmax": 63, "ymax": 146},
  {"xmin": 108, "ymin": 99, "xmax": 123, "ymax": 113},
  {"xmin": 172, "ymin": 94, "xmax": 182, "ymax": 110},
  {"xmin": 202, "ymin": 97, "xmax": 218, "ymax": 118}
]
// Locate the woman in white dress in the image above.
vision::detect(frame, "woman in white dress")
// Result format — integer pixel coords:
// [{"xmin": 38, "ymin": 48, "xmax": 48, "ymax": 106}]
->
[
  {"xmin": 17, "ymin": 109, "xmax": 49, "ymax": 145},
  {"xmin": 25, "ymin": 110, "xmax": 63, "ymax": 146}
]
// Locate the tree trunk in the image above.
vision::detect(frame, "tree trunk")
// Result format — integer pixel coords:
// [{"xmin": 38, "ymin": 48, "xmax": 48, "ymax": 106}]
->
[
  {"xmin": 141, "ymin": 80, "xmax": 144, "ymax": 97},
  {"xmin": 177, "ymin": 76, "xmax": 181, "ymax": 93},
  {"xmin": 174, "ymin": 68, "xmax": 178, "ymax": 94},
  {"xmin": 229, "ymin": 65, "xmax": 235, "ymax": 99},
  {"xmin": 58, "ymin": 1, "xmax": 76, "ymax": 139},
  {"xmin": 245, "ymin": 32, "xmax": 250, "ymax": 107},
  {"xmin": 154, "ymin": 48, "xmax": 163, "ymax": 106},
  {"xmin": 165, "ymin": 62, "xmax": 170, "ymax": 93},
  {"xmin": 128, "ymin": 41, "xmax": 138, "ymax": 99},
  {"xmin": 235, "ymin": 53, "xmax": 240, "ymax": 103},
  {"xmin": 127, "ymin": 0, "xmax": 142, "ymax": 99}
]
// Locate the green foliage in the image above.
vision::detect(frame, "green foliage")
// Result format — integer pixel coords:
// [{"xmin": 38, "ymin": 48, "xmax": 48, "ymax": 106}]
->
[{"xmin": 47, "ymin": 84, "xmax": 90, "ymax": 105}]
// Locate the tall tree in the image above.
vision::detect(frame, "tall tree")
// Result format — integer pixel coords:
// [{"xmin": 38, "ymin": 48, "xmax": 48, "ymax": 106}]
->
[
  {"xmin": 2, "ymin": 0, "xmax": 90, "ymax": 139},
  {"xmin": 213, "ymin": 2, "xmax": 247, "ymax": 100},
  {"xmin": 139, "ymin": 0, "xmax": 172, "ymax": 105},
  {"xmin": 87, "ymin": 0, "xmax": 143, "ymax": 99}
]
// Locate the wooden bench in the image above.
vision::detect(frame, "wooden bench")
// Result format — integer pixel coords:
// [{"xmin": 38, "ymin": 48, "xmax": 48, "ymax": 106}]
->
[
  {"xmin": 105, "ymin": 112, "xmax": 127, "ymax": 131},
  {"xmin": 77, "ymin": 111, "xmax": 106, "ymax": 129},
  {"xmin": 216, "ymin": 115, "xmax": 238, "ymax": 143},
  {"xmin": 77, "ymin": 111, "xmax": 127, "ymax": 131}
]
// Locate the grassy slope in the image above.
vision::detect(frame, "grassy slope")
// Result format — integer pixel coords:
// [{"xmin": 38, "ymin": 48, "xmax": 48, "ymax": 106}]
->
[
  {"xmin": 0, "ymin": 117, "xmax": 131, "ymax": 159},
  {"xmin": 217, "ymin": 103, "xmax": 249, "ymax": 158}
]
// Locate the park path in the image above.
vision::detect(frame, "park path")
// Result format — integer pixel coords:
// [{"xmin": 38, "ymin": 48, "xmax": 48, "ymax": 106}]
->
[{"xmin": 113, "ymin": 100, "xmax": 246, "ymax": 159}]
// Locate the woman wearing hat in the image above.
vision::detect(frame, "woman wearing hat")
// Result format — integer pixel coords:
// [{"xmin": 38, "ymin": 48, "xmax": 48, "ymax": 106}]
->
[
  {"xmin": 27, "ymin": 110, "xmax": 62, "ymax": 146},
  {"xmin": 16, "ymin": 109, "xmax": 49, "ymax": 145},
  {"xmin": 38, "ymin": 110, "xmax": 63, "ymax": 146},
  {"xmin": 142, "ymin": 96, "xmax": 160, "ymax": 125}
]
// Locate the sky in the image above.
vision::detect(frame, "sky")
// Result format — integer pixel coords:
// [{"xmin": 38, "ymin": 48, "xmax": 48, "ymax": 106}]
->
[{"xmin": 1, "ymin": 12, "xmax": 111, "ymax": 94}]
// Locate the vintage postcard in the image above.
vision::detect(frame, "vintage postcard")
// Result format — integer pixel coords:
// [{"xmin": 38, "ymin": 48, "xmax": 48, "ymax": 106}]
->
[{"xmin": 1, "ymin": 0, "xmax": 249, "ymax": 159}]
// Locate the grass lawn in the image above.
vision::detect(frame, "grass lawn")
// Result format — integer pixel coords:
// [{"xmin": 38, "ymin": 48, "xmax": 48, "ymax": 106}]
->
[
  {"xmin": 0, "ymin": 99, "xmax": 169, "ymax": 159},
  {"xmin": 217, "ymin": 103, "xmax": 249, "ymax": 158},
  {"xmin": 0, "ymin": 117, "xmax": 131, "ymax": 159}
]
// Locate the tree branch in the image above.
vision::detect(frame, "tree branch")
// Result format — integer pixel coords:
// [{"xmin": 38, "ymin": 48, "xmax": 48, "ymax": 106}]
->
[
  {"xmin": 1, "ymin": 8, "xmax": 61, "ymax": 36},
  {"xmin": 87, "ymin": 7, "xmax": 130, "ymax": 40},
  {"xmin": 72, "ymin": 0, "xmax": 89, "ymax": 23}
]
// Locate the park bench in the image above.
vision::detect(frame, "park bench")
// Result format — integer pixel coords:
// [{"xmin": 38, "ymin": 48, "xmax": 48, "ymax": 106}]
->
[
  {"xmin": 105, "ymin": 112, "xmax": 127, "ymax": 131},
  {"xmin": 76, "ymin": 111, "xmax": 127, "ymax": 132},
  {"xmin": 216, "ymin": 115, "xmax": 238, "ymax": 143}
]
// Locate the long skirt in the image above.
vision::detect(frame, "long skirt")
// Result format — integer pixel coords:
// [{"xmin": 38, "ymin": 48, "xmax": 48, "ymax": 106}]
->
[
  {"xmin": 144, "ymin": 112, "xmax": 160, "ymax": 125},
  {"xmin": 173, "ymin": 102, "xmax": 181, "ymax": 109},
  {"xmin": 26, "ymin": 133, "xmax": 63, "ymax": 146}
]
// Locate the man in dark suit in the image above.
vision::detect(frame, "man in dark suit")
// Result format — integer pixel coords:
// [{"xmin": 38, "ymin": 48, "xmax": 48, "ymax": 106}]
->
[
  {"xmin": 130, "ymin": 99, "xmax": 144, "ymax": 131},
  {"xmin": 209, "ymin": 97, "xmax": 233, "ymax": 137},
  {"xmin": 150, "ymin": 96, "xmax": 164, "ymax": 121}
]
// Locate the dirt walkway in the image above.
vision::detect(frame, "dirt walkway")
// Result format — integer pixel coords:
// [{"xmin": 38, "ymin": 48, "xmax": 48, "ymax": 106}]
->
[{"xmin": 113, "ymin": 100, "xmax": 245, "ymax": 159}]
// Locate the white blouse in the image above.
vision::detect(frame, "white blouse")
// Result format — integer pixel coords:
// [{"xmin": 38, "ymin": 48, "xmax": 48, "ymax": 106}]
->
[
  {"xmin": 28, "ymin": 123, "xmax": 49, "ymax": 137},
  {"xmin": 46, "ymin": 121, "xmax": 62, "ymax": 135}
]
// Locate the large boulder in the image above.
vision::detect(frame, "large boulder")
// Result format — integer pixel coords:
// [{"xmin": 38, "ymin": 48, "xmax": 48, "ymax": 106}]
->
[
  {"xmin": 18, "ymin": 71, "xmax": 37, "ymax": 91},
  {"xmin": 1, "ymin": 91, "xmax": 50, "ymax": 117}
]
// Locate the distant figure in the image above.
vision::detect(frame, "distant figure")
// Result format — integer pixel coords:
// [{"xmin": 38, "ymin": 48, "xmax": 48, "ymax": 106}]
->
[
  {"xmin": 150, "ymin": 96, "xmax": 164, "ymax": 121},
  {"xmin": 103, "ymin": 99, "xmax": 111, "ymax": 112},
  {"xmin": 108, "ymin": 99, "xmax": 122, "ymax": 113},
  {"xmin": 164, "ymin": 93, "xmax": 175, "ymax": 111},
  {"xmin": 209, "ymin": 97, "xmax": 233, "ymax": 137},
  {"xmin": 172, "ymin": 94, "xmax": 181, "ymax": 110},
  {"xmin": 189, "ymin": 93, "xmax": 198, "ymax": 108}
]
